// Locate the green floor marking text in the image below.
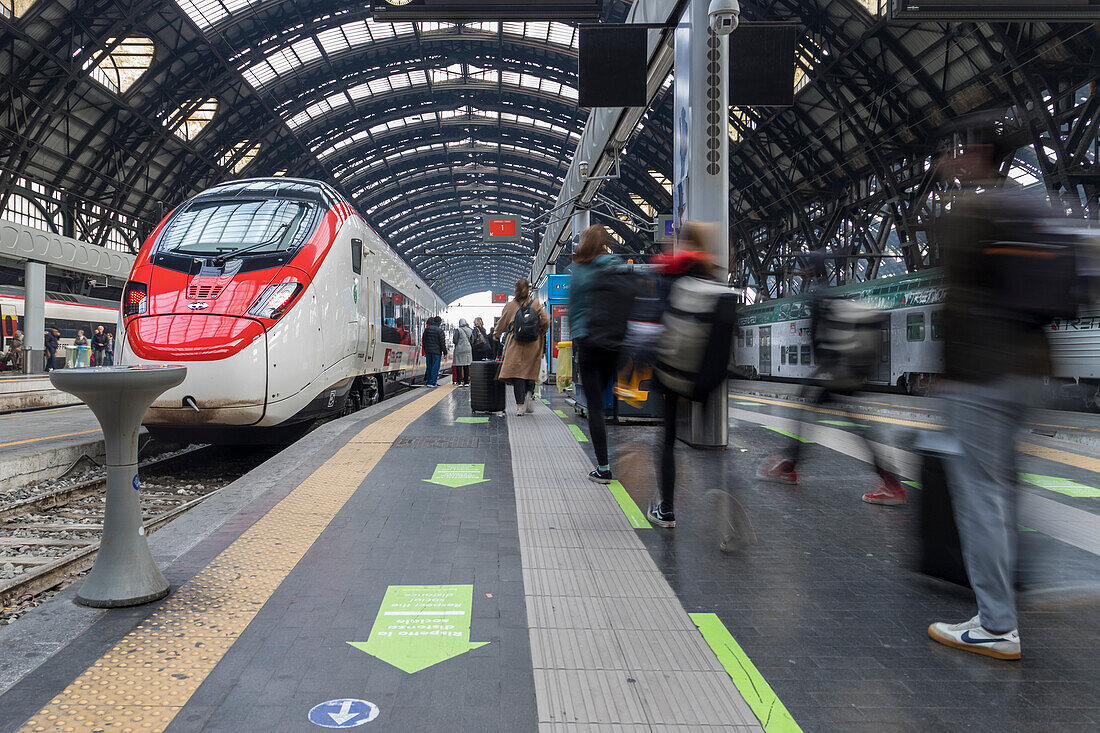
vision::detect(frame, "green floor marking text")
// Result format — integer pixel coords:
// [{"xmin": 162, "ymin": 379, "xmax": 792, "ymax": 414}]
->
[
  {"xmin": 690, "ymin": 613, "xmax": 802, "ymax": 733},
  {"xmin": 568, "ymin": 424, "xmax": 588, "ymax": 443},
  {"xmin": 349, "ymin": 585, "xmax": 488, "ymax": 674},
  {"xmin": 764, "ymin": 426, "xmax": 813, "ymax": 444},
  {"xmin": 606, "ymin": 481, "xmax": 651, "ymax": 529},
  {"xmin": 1019, "ymin": 473, "xmax": 1100, "ymax": 498},
  {"xmin": 424, "ymin": 464, "xmax": 490, "ymax": 488},
  {"xmin": 819, "ymin": 420, "xmax": 867, "ymax": 428}
]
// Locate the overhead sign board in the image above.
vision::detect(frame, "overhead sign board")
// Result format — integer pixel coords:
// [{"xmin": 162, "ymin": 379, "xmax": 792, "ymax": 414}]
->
[
  {"xmin": 482, "ymin": 215, "xmax": 522, "ymax": 244},
  {"xmin": 888, "ymin": 0, "xmax": 1100, "ymax": 21},
  {"xmin": 491, "ymin": 292, "xmax": 509, "ymax": 304},
  {"xmin": 371, "ymin": 0, "xmax": 603, "ymax": 21},
  {"xmin": 655, "ymin": 215, "xmax": 675, "ymax": 244}
]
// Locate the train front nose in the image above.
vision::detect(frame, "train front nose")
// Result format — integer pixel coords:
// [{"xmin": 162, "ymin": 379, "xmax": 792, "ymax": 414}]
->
[{"xmin": 119, "ymin": 314, "xmax": 268, "ymax": 426}]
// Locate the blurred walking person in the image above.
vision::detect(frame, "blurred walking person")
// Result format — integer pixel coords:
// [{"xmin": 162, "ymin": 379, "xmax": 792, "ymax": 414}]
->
[
  {"xmin": 494, "ymin": 280, "xmax": 548, "ymax": 416},
  {"xmin": 757, "ymin": 251, "xmax": 907, "ymax": 505},
  {"xmin": 452, "ymin": 318, "xmax": 474, "ymax": 386},
  {"xmin": 927, "ymin": 117, "xmax": 1061, "ymax": 661},
  {"xmin": 649, "ymin": 223, "xmax": 736, "ymax": 526},
  {"xmin": 568, "ymin": 225, "xmax": 635, "ymax": 483}
]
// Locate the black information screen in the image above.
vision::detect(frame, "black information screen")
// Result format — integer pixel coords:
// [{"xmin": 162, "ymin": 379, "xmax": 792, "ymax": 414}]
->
[
  {"xmin": 890, "ymin": 0, "xmax": 1100, "ymax": 21},
  {"xmin": 371, "ymin": 0, "xmax": 603, "ymax": 21},
  {"xmin": 578, "ymin": 26, "xmax": 648, "ymax": 108}
]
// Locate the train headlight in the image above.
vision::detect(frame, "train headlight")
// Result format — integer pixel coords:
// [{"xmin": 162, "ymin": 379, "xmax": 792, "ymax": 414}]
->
[
  {"xmin": 123, "ymin": 281, "xmax": 147, "ymax": 316},
  {"xmin": 248, "ymin": 282, "xmax": 303, "ymax": 320}
]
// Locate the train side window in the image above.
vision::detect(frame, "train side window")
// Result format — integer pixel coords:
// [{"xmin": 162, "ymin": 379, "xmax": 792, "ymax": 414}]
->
[
  {"xmin": 737, "ymin": 331, "xmax": 745, "ymax": 348},
  {"xmin": 801, "ymin": 344, "xmax": 811, "ymax": 365},
  {"xmin": 351, "ymin": 238, "xmax": 362, "ymax": 275},
  {"xmin": 906, "ymin": 313, "xmax": 925, "ymax": 341},
  {"xmin": 746, "ymin": 328, "xmax": 754, "ymax": 347},
  {"xmin": 788, "ymin": 346, "xmax": 797, "ymax": 365},
  {"xmin": 930, "ymin": 310, "xmax": 944, "ymax": 341},
  {"xmin": 780, "ymin": 346, "xmax": 787, "ymax": 365}
]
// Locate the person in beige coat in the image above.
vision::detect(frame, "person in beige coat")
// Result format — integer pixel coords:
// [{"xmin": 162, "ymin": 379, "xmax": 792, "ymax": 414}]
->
[{"xmin": 494, "ymin": 279, "xmax": 549, "ymax": 416}]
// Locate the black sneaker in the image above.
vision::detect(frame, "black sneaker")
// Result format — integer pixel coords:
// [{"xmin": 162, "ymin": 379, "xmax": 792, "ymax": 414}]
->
[
  {"xmin": 588, "ymin": 469, "xmax": 613, "ymax": 484},
  {"xmin": 647, "ymin": 505, "xmax": 676, "ymax": 528}
]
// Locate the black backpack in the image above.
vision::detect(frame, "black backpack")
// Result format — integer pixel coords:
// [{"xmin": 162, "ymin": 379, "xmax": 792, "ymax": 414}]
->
[
  {"xmin": 513, "ymin": 300, "xmax": 540, "ymax": 342},
  {"xmin": 585, "ymin": 267, "xmax": 637, "ymax": 349},
  {"xmin": 655, "ymin": 276, "xmax": 738, "ymax": 402},
  {"xmin": 470, "ymin": 326, "xmax": 487, "ymax": 349}
]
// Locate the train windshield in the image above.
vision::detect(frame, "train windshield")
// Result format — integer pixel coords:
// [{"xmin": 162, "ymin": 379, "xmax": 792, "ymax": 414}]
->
[{"xmin": 158, "ymin": 199, "xmax": 317, "ymax": 258}]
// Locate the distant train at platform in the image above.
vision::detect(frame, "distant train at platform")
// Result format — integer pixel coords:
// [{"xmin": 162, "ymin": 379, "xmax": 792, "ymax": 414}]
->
[
  {"xmin": 733, "ymin": 268, "xmax": 1100, "ymax": 410},
  {"xmin": 0, "ymin": 286, "xmax": 119, "ymax": 369},
  {"xmin": 117, "ymin": 178, "xmax": 447, "ymax": 442}
]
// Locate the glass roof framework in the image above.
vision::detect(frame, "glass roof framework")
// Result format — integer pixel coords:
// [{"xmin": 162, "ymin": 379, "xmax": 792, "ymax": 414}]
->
[{"xmin": 179, "ymin": 8, "xmax": 598, "ymax": 301}]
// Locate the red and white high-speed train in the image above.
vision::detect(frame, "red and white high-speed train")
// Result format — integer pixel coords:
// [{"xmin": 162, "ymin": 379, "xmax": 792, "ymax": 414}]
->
[{"xmin": 117, "ymin": 178, "xmax": 448, "ymax": 443}]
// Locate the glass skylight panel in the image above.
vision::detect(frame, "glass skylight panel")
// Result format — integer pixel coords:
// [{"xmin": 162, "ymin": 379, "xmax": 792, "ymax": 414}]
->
[
  {"xmin": 649, "ymin": 170, "xmax": 673, "ymax": 196},
  {"xmin": 85, "ymin": 37, "xmax": 155, "ymax": 94},
  {"xmin": 168, "ymin": 97, "xmax": 218, "ymax": 141},
  {"xmin": 219, "ymin": 141, "xmax": 261, "ymax": 174}
]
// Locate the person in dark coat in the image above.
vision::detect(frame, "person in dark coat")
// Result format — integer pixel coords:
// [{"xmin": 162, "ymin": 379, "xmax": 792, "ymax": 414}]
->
[
  {"xmin": 44, "ymin": 328, "xmax": 59, "ymax": 371},
  {"xmin": 91, "ymin": 326, "xmax": 109, "ymax": 366},
  {"xmin": 421, "ymin": 316, "xmax": 448, "ymax": 387},
  {"xmin": 471, "ymin": 317, "xmax": 493, "ymax": 361}
]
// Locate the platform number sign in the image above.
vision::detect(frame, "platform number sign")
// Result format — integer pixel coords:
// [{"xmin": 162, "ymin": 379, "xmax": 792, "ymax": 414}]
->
[
  {"xmin": 308, "ymin": 699, "xmax": 379, "ymax": 728},
  {"xmin": 481, "ymin": 215, "xmax": 521, "ymax": 243}
]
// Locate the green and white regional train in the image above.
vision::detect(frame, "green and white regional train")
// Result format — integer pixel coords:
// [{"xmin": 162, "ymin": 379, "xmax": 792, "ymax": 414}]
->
[{"xmin": 733, "ymin": 268, "xmax": 1100, "ymax": 410}]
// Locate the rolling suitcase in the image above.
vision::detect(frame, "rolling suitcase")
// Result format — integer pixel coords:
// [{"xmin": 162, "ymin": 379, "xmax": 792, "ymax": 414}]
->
[
  {"xmin": 915, "ymin": 432, "xmax": 970, "ymax": 588},
  {"xmin": 470, "ymin": 360, "xmax": 505, "ymax": 413}
]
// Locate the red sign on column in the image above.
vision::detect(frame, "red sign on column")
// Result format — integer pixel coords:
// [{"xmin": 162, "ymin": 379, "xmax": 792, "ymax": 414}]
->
[
  {"xmin": 491, "ymin": 292, "xmax": 509, "ymax": 304},
  {"xmin": 489, "ymin": 219, "xmax": 516, "ymax": 237}
]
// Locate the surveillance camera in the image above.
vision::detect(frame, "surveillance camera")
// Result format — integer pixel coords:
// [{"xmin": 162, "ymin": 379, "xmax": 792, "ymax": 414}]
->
[
  {"xmin": 708, "ymin": 0, "xmax": 740, "ymax": 35},
  {"xmin": 579, "ymin": 161, "xmax": 590, "ymax": 179}
]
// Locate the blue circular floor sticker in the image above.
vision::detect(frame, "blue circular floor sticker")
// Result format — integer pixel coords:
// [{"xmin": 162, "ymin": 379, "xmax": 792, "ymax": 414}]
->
[
  {"xmin": 132, "ymin": 474, "xmax": 140, "ymax": 491},
  {"xmin": 308, "ymin": 699, "xmax": 379, "ymax": 728}
]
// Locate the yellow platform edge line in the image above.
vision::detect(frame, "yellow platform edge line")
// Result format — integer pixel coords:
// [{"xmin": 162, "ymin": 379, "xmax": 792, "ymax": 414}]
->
[{"xmin": 19, "ymin": 386, "xmax": 454, "ymax": 733}]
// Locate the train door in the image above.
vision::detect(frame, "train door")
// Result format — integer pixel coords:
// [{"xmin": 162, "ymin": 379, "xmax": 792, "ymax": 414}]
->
[
  {"xmin": 1, "ymin": 303, "xmax": 14, "ymax": 352},
  {"xmin": 759, "ymin": 327, "xmax": 772, "ymax": 377},
  {"xmin": 350, "ymin": 237, "xmax": 363, "ymax": 357},
  {"xmin": 871, "ymin": 317, "xmax": 891, "ymax": 384}
]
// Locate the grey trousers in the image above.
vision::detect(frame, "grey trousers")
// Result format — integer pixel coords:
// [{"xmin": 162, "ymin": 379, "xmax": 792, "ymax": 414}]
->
[{"xmin": 941, "ymin": 376, "xmax": 1033, "ymax": 634}]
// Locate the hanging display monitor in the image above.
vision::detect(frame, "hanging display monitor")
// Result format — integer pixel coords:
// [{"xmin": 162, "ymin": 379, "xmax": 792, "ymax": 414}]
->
[
  {"xmin": 888, "ymin": 1, "xmax": 1100, "ymax": 21},
  {"xmin": 654, "ymin": 215, "xmax": 675, "ymax": 244},
  {"xmin": 491, "ymin": 292, "xmax": 510, "ymax": 303},
  {"xmin": 482, "ymin": 215, "xmax": 522, "ymax": 243},
  {"xmin": 371, "ymin": 0, "xmax": 603, "ymax": 21},
  {"xmin": 728, "ymin": 23, "xmax": 800, "ymax": 107},
  {"xmin": 578, "ymin": 26, "xmax": 648, "ymax": 108}
]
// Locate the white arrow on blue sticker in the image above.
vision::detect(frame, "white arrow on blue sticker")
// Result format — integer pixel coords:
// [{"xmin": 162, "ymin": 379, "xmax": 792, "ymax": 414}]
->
[
  {"xmin": 308, "ymin": 699, "xmax": 379, "ymax": 728},
  {"xmin": 132, "ymin": 474, "xmax": 139, "ymax": 491}
]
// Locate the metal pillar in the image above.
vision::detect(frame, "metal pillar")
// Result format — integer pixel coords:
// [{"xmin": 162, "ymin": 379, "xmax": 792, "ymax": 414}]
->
[
  {"xmin": 49, "ymin": 365, "xmax": 187, "ymax": 607},
  {"xmin": 23, "ymin": 261, "xmax": 45, "ymax": 374},
  {"xmin": 673, "ymin": 0, "xmax": 730, "ymax": 448},
  {"xmin": 571, "ymin": 209, "xmax": 591, "ymax": 255}
]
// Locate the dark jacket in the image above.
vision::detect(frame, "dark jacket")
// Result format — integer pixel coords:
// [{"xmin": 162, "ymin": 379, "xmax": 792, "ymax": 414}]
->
[
  {"xmin": 471, "ymin": 325, "xmax": 493, "ymax": 361},
  {"xmin": 421, "ymin": 324, "xmax": 448, "ymax": 356},
  {"xmin": 44, "ymin": 331, "xmax": 59, "ymax": 351},
  {"xmin": 940, "ymin": 188, "xmax": 1052, "ymax": 382},
  {"xmin": 568, "ymin": 254, "xmax": 620, "ymax": 342},
  {"xmin": 92, "ymin": 332, "xmax": 109, "ymax": 349}
]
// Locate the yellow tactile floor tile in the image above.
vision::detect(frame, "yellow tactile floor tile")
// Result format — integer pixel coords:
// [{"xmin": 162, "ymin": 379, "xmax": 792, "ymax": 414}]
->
[{"xmin": 19, "ymin": 387, "xmax": 453, "ymax": 732}]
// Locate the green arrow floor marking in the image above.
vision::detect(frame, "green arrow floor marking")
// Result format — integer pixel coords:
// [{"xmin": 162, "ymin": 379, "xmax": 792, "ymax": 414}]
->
[
  {"xmin": 424, "ymin": 464, "xmax": 490, "ymax": 488},
  {"xmin": 541, "ymin": 398, "xmax": 551, "ymax": 405},
  {"xmin": 764, "ymin": 426, "xmax": 813, "ymax": 444},
  {"xmin": 690, "ymin": 613, "xmax": 801, "ymax": 733},
  {"xmin": 818, "ymin": 420, "xmax": 867, "ymax": 428},
  {"xmin": 1019, "ymin": 473, "xmax": 1100, "ymax": 498},
  {"xmin": 606, "ymin": 481, "xmax": 651, "ymax": 529},
  {"xmin": 903, "ymin": 480, "xmax": 922, "ymax": 490},
  {"xmin": 554, "ymin": 409, "xmax": 568, "ymax": 419},
  {"xmin": 455, "ymin": 416, "xmax": 490, "ymax": 424},
  {"xmin": 568, "ymin": 424, "xmax": 589, "ymax": 443},
  {"xmin": 349, "ymin": 585, "xmax": 488, "ymax": 674},
  {"xmin": 735, "ymin": 400, "xmax": 762, "ymax": 406}
]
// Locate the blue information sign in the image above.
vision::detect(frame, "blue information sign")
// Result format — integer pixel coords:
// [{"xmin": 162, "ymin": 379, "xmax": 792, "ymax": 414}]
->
[{"xmin": 308, "ymin": 699, "xmax": 379, "ymax": 728}]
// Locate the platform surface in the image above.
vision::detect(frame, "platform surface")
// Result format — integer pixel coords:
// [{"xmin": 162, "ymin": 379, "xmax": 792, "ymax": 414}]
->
[{"xmin": 0, "ymin": 382, "xmax": 1098, "ymax": 732}]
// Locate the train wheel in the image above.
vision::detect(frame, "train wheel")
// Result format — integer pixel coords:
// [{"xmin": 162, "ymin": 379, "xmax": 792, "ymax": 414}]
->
[{"xmin": 364, "ymin": 375, "xmax": 382, "ymax": 406}]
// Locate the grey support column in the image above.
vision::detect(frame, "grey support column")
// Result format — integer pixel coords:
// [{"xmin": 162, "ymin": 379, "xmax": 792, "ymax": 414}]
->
[
  {"xmin": 571, "ymin": 209, "xmax": 591, "ymax": 253},
  {"xmin": 23, "ymin": 261, "xmax": 45, "ymax": 374},
  {"xmin": 49, "ymin": 365, "xmax": 187, "ymax": 607},
  {"xmin": 673, "ymin": 0, "xmax": 731, "ymax": 447}
]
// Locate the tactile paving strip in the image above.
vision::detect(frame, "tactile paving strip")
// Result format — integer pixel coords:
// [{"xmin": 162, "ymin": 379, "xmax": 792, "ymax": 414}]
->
[
  {"xmin": 19, "ymin": 387, "xmax": 454, "ymax": 733},
  {"xmin": 507, "ymin": 405, "xmax": 763, "ymax": 731}
]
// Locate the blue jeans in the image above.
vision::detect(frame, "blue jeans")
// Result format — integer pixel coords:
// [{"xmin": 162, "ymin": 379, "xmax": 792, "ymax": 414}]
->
[
  {"xmin": 942, "ymin": 376, "xmax": 1034, "ymax": 633},
  {"xmin": 425, "ymin": 353, "xmax": 441, "ymax": 386}
]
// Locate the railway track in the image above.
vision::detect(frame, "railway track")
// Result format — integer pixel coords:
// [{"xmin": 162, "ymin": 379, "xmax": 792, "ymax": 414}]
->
[{"xmin": 0, "ymin": 444, "xmax": 275, "ymax": 621}]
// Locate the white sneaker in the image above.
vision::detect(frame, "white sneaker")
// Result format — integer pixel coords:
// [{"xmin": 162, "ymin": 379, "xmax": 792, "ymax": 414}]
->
[
  {"xmin": 524, "ymin": 393, "xmax": 535, "ymax": 414},
  {"xmin": 928, "ymin": 615, "xmax": 1020, "ymax": 660},
  {"xmin": 516, "ymin": 406, "xmax": 525, "ymax": 417}
]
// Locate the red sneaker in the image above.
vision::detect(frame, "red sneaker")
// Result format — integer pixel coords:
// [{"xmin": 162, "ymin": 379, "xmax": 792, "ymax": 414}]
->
[
  {"xmin": 757, "ymin": 455, "xmax": 799, "ymax": 485},
  {"xmin": 862, "ymin": 477, "xmax": 907, "ymax": 505}
]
